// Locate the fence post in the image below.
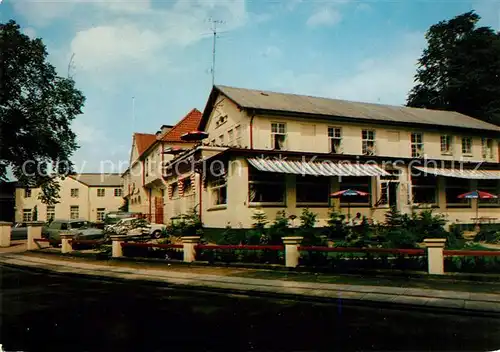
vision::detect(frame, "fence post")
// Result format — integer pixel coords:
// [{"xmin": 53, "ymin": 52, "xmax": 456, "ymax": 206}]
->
[
  {"xmin": 423, "ymin": 238, "xmax": 447, "ymax": 275},
  {"xmin": 282, "ymin": 236, "xmax": 304, "ymax": 268},
  {"xmin": 0, "ymin": 222, "xmax": 12, "ymax": 248},
  {"xmin": 181, "ymin": 236, "xmax": 201, "ymax": 263},
  {"xmin": 27, "ymin": 221, "xmax": 45, "ymax": 250},
  {"xmin": 60, "ymin": 233, "xmax": 74, "ymax": 254},
  {"xmin": 110, "ymin": 235, "xmax": 126, "ymax": 258}
]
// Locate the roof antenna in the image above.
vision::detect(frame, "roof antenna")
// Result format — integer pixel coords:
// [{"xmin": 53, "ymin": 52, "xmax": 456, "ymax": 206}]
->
[{"xmin": 209, "ymin": 18, "xmax": 224, "ymax": 87}]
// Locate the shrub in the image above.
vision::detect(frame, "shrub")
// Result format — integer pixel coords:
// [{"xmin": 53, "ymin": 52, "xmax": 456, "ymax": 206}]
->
[
  {"xmin": 384, "ymin": 229, "xmax": 417, "ymax": 249},
  {"xmin": 325, "ymin": 207, "xmax": 350, "ymax": 239},
  {"xmin": 297, "ymin": 208, "xmax": 324, "ymax": 246},
  {"xmin": 474, "ymin": 230, "xmax": 500, "ymax": 243},
  {"xmin": 266, "ymin": 210, "xmax": 290, "ymax": 244}
]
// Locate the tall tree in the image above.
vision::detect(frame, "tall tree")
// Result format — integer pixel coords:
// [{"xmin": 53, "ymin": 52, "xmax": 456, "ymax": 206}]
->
[
  {"xmin": 0, "ymin": 20, "xmax": 85, "ymax": 204},
  {"xmin": 407, "ymin": 11, "xmax": 500, "ymax": 126}
]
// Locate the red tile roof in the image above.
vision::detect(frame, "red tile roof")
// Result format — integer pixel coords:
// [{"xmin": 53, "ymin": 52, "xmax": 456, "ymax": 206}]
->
[
  {"xmin": 134, "ymin": 133, "xmax": 157, "ymax": 156},
  {"xmin": 161, "ymin": 108, "xmax": 202, "ymax": 143}
]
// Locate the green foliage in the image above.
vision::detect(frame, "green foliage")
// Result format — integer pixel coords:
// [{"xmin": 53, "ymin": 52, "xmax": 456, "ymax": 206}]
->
[
  {"xmin": 266, "ymin": 210, "xmax": 290, "ymax": 245},
  {"xmin": 297, "ymin": 208, "xmax": 324, "ymax": 246},
  {"xmin": 0, "ymin": 21, "xmax": 86, "ymax": 203},
  {"xmin": 384, "ymin": 206, "xmax": 405, "ymax": 227},
  {"xmin": 474, "ymin": 230, "xmax": 500, "ymax": 243},
  {"xmin": 407, "ymin": 11, "xmax": 500, "ymax": 126},
  {"xmin": 325, "ymin": 207, "xmax": 350, "ymax": 239},
  {"xmin": 32, "ymin": 205, "xmax": 38, "ymax": 221},
  {"xmin": 384, "ymin": 229, "xmax": 418, "ymax": 249},
  {"xmin": 168, "ymin": 207, "xmax": 204, "ymax": 237}
]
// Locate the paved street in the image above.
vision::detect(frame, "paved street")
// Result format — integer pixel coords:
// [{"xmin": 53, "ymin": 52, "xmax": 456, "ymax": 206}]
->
[{"xmin": 1, "ymin": 265, "xmax": 500, "ymax": 351}]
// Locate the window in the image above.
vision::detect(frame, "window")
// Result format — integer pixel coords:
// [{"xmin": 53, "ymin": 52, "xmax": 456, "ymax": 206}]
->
[
  {"xmin": 23, "ymin": 209, "xmax": 32, "ymax": 222},
  {"xmin": 482, "ymin": 138, "xmax": 494, "ymax": 159},
  {"xmin": 440, "ymin": 135, "xmax": 452, "ymax": 154},
  {"xmin": 411, "ymin": 175, "xmax": 437, "ymax": 205},
  {"xmin": 114, "ymin": 188, "xmax": 122, "ymax": 197},
  {"xmin": 362, "ymin": 130, "xmax": 376, "ymax": 155},
  {"xmin": 296, "ymin": 175, "xmax": 329, "ymax": 205},
  {"xmin": 271, "ymin": 122, "xmax": 287, "ymax": 150},
  {"xmin": 97, "ymin": 188, "xmax": 105, "ymax": 197},
  {"xmin": 339, "ymin": 176, "xmax": 371, "ymax": 205},
  {"xmin": 478, "ymin": 180, "xmax": 500, "ymax": 206},
  {"xmin": 70, "ymin": 206, "xmax": 79, "ymax": 219},
  {"xmin": 210, "ymin": 177, "xmax": 227, "ymax": 206},
  {"xmin": 410, "ymin": 132, "xmax": 424, "ymax": 158},
  {"xmin": 182, "ymin": 178, "xmax": 193, "ymax": 195},
  {"xmin": 234, "ymin": 125, "xmax": 242, "ymax": 146},
  {"xmin": 145, "ymin": 158, "xmax": 149, "ymax": 177},
  {"xmin": 210, "ymin": 139, "xmax": 215, "ymax": 145},
  {"xmin": 218, "ymin": 134, "xmax": 225, "ymax": 145},
  {"xmin": 170, "ymin": 183, "xmax": 179, "ymax": 199},
  {"xmin": 70, "ymin": 188, "xmax": 79, "ymax": 198},
  {"xmin": 97, "ymin": 208, "xmax": 106, "ymax": 221},
  {"xmin": 328, "ymin": 127, "xmax": 342, "ymax": 154},
  {"xmin": 46, "ymin": 206, "xmax": 55, "ymax": 222},
  {"xmin": 462, "ymin": 137, "xmax": 472, "ymax": 155},
  {"xmin": 248, "ymin": 169, "xmax": 286, "ymax": 204},
  {"xmin": 228, "ymin": 129, "xmax": 234, "ymax": 146},
  {"xmin": 445, "ymin": 178, "xmax": 470, "ymax": 207},
  {"xmin": 24, "ymin": 189, "xmax": 31, "ymax": 198}
]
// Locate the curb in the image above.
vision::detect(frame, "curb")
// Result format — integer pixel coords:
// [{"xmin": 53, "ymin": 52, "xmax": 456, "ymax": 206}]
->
[{"xmin": 2, "ymin": 261, "xmax": 500, "ymax": 318}]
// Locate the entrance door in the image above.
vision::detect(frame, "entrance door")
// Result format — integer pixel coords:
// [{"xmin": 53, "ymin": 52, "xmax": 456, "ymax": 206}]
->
[
  {"xmin": 154, "ymin": 197, "xmax": 164, "ymax": 224},
  {"xmin": 389, "ymin": 182, "xmax": 399, "ymax": 209}
]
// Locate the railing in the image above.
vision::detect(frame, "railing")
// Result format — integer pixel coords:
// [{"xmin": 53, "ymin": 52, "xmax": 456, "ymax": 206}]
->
[
  {"xmin": 298, "ymin": 246, "xmax": 425, "ymax": 255},
  {"xmin": 121, "ymin": 242, "xmax": 183, "ymax": 249},
  {"xmin": 444, "ymin": 250, "xmax": 500, "ymax": 257},
  {"xmin": 195, "ymin": 244, "xmax": 285, "ymax": 264}
]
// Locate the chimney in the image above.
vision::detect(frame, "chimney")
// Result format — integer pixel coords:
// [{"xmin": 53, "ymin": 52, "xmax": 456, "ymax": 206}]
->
[
  {"xmin": 155, "ymin": 131, "xmax": 162, "ymax": 139},
  {"xmin": 161, "ymin": 124, "xmax": 174, "ymax": 134}
]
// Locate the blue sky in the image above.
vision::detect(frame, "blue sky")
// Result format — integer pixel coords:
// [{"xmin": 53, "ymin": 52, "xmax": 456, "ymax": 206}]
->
[{"xmin": 1, "ymin": 0, "xmax": 499, "ymax": 173}]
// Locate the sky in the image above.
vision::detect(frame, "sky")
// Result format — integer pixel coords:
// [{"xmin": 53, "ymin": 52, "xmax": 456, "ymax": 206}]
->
[{"xmin": 1, "ymin": 0, "xmax": 499, "ymax": 174}]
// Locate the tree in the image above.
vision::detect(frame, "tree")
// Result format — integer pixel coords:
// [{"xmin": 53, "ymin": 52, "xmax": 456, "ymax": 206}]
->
[
  {"xmin": 407, "ymin": 11, "xmax": 500, "ymax": 125},
  {"xmin": 0, "ymin": 20, "xmax": 85, "ymax": 204}
]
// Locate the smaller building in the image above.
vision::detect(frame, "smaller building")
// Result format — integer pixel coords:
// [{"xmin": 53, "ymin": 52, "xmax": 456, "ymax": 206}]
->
[{"xmin": 15, "ymin": 174, "xmax": 123, "ymax": 223}]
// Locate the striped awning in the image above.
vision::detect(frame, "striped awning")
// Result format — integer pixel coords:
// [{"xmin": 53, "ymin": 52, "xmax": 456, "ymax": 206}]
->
[
  {"xmin": 414, "ymin": 166, "xmax": 500, "ymax": 180},
  {"xmin": 247, "ymin": 158, "xmax": 389, "ymax": 177}
]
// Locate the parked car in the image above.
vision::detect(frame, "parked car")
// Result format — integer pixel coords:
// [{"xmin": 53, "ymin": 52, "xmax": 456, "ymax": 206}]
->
[
  {"xmin": 43, "ymin": 219, "xmax": 105, "ymax": 243},
  {"xmin": 11, "ymin": 222, "xmax": 29, "ymax": 240},
  {"xmin": 103, "ymin": 211, "xmax": 142, "ymax": 225},
  {"xmin": 104, "ymin": 218, "xmax": 165, "ymax": 239}
]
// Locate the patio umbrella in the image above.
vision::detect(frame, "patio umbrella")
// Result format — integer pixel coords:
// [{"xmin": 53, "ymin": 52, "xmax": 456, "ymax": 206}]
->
[
  {"xmin": 330, "ymin": 189, "xmax": 369, "ymax": 221},
  {"xmin": 457, "ymin": 190, "xmax": 498, "ymax": 223}
]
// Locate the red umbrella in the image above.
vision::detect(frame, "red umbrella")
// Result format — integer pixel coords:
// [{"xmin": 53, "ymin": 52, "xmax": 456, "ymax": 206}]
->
[
  {"xmin": 457, "ymin": 190, "xmax": 498, "ymax": 223},
  {"xmin": 330, "ymin": 189, "xmax": 370, "ymax": 220}
]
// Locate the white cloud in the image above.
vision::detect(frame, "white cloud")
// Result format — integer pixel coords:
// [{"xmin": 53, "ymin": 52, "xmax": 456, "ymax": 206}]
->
[
  {"xmin": 272, "ymin": 32, "xmax": 425, "ymax": 106},
  {"xmin": 22, "ymin": 27, "xmax": 37, "ymax": 39},
  {"xmin": 60, "ymin": 0, "xmax": 247, "ymax": 79},
  {"xmin": 356, "ymin": 3, "xmax": 372, "ymax": 12},
  {"xmin": 72, "ymin": 119, "xmax": 105, "ymax": 144},
  {"xmin": 307, "ymin": 7, "xmax": 342, "ymax": 27},
  {"xmin": 261, "ymin": 45, "xmax": 282, "ymax": 58}
]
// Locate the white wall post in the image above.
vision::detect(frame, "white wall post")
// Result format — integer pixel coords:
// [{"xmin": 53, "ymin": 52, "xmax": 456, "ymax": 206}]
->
[
  {"xmin": 110, "ymin": 235, "xmax": 126, "ymax": 258},
  {"xmin": 424, "ymin": 238, "xmax": 447, "ymax": 275},
  {"xmin": 282, "ymin": 236, "xmax": 304, "ymax": 268},
  {"xmin": 27, "ymin": 221, "xmax": 45, "ymax": 250},
  {"xmin": 60, "ymin": 233, "xmax": 74, "ymax": 254},
  {"xmin": 0, "ymin": 222, "xmax": 12, "ymax": 248},
  {"xmin": 181, "ymin": 236, "xmax": 201, "ymax": 263}
]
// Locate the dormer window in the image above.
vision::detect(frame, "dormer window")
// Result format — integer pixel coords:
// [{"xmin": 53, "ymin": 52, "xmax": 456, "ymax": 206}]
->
[{"xmin": 271, "ymin": 122, "xmax": 286, "ymax": 150}]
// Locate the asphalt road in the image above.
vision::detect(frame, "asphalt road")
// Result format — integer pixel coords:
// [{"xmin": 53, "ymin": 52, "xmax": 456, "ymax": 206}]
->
[{"xmin": 1, "ymin": 265, "xmax": 500, "ymax": 351}]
